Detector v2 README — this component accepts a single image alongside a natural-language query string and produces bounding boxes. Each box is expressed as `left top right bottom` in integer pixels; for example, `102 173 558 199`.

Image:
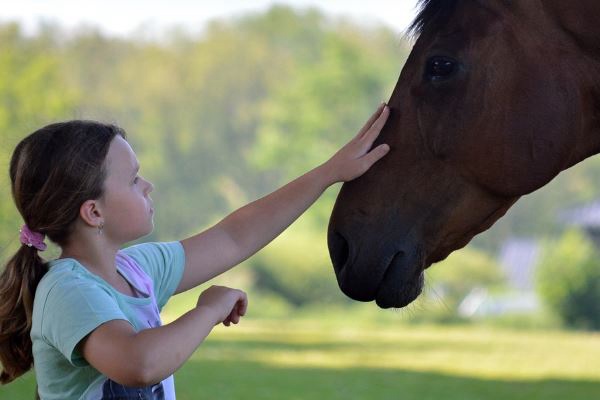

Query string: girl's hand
323 103 390 183
196 285 248 327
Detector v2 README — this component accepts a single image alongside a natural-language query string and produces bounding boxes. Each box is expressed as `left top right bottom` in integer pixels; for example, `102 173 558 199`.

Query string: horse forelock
408 0 514 38
408 0 459 37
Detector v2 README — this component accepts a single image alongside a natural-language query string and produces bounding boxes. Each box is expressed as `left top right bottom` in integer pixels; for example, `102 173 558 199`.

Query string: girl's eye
133 176 140 184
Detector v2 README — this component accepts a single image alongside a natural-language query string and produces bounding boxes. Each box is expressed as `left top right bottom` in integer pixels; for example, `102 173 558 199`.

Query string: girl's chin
139 222 154 238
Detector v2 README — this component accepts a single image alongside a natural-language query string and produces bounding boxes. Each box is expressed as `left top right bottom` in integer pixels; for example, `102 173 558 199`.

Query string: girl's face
100 136 155 243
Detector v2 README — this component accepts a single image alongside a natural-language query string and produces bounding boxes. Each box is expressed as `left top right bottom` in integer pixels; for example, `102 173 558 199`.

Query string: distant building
497 238 540 291
459 200 600 318
458 288 540 317
458 237 541 317
559 200 600 248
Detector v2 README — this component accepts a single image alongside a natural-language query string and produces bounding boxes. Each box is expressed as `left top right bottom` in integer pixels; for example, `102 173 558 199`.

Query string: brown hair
0 120 125 384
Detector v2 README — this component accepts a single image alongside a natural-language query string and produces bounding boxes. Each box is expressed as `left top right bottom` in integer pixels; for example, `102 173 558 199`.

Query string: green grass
3 317 600 399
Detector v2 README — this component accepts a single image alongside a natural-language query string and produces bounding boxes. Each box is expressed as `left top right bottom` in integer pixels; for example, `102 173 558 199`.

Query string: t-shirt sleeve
121 241 186 310
41 277 127 366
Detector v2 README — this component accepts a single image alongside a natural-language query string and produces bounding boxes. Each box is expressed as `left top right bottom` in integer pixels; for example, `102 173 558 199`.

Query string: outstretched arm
177 104 390 293
81 285 247 386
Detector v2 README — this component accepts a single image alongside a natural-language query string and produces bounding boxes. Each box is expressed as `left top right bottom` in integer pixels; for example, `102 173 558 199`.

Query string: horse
327 0 600 309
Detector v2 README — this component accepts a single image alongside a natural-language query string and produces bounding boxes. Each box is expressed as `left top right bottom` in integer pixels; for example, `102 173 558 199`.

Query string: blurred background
1 1 600 399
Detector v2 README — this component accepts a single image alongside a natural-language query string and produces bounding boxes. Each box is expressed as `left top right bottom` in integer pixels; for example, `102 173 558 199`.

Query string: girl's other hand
323 103 390 183
196 285 248 327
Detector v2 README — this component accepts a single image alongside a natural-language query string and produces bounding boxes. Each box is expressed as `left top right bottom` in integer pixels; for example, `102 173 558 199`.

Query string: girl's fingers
223 298 246 327
237 293 248 316
361 144 390 170
230 307 241 323
355 103 387 140
362 106 390 144
223 313 235 326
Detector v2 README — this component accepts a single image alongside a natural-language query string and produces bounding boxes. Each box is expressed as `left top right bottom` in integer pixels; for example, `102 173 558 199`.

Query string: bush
248 227 348 307
425 247 507 311
536 230 600 330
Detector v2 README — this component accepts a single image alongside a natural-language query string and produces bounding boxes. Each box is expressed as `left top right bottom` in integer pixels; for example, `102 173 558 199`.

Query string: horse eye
425 56 458 82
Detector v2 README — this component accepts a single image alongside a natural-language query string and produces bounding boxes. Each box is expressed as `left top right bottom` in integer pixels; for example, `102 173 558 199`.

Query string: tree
248 226 346 307
250 21 405 228
425 247 506 313
536 229 600 330
0 23 76 258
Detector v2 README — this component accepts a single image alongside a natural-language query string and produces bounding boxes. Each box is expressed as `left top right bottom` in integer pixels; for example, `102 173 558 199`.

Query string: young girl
0 104 389 399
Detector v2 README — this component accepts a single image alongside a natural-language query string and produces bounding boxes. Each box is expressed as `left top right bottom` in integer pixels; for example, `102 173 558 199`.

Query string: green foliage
425 247 506 312
248 226 347 307
473 158 600 253
250 22 405 226
0 23 77 256
536 230 600 330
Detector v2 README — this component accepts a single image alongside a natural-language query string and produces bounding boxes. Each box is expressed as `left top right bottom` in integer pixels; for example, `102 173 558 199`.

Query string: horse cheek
464 71 578 197
522 84 579 193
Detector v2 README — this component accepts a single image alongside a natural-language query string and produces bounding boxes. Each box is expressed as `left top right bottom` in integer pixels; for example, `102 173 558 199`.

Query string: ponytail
0 245 48 383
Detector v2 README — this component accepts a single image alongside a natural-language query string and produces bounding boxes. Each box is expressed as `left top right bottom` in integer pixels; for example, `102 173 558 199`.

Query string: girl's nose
142 177 154 194
147 180 154 194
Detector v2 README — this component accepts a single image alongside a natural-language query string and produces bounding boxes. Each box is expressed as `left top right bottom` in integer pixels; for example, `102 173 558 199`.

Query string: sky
0 0 421 38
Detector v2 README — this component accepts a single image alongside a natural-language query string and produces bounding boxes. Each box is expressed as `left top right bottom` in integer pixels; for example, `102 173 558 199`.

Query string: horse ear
547 0 600 53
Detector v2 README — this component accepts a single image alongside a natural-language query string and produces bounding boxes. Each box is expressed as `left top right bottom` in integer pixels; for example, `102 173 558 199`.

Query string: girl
0 104 390 399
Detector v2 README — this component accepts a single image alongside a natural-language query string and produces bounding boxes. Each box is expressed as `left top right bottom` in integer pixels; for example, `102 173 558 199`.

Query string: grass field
3 315 600 400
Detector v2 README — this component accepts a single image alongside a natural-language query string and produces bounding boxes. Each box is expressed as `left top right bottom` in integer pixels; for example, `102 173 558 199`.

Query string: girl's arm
177 104 390 293
80 285 247 386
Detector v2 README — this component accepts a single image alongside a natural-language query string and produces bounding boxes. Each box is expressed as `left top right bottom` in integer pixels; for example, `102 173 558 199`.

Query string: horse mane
408 0 459 37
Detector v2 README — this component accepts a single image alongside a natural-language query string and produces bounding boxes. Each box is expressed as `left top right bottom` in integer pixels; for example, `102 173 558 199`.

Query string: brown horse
328 0 600 309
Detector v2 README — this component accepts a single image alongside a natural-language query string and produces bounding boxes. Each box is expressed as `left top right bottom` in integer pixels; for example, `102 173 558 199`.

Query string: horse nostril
328 231 350 272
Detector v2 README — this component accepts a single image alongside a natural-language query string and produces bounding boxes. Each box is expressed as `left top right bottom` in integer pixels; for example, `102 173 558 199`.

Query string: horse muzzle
328 229 425 309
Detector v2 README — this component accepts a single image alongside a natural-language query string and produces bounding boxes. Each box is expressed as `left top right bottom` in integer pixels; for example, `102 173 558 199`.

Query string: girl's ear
80 199 104 228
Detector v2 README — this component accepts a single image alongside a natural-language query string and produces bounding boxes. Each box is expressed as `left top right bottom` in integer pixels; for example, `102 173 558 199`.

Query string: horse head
328 0 600 308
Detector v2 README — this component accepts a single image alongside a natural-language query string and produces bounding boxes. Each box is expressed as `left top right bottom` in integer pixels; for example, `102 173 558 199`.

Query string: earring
97 222 104 236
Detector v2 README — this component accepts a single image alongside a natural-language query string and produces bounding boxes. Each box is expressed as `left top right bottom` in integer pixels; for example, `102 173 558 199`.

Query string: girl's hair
0 120 125 384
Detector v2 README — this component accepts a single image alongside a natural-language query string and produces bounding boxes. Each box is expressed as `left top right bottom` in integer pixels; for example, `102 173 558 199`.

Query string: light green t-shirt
30 241 186 400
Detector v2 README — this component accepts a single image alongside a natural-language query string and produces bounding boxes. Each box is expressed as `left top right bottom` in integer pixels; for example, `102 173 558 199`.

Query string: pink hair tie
19 225 47 251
